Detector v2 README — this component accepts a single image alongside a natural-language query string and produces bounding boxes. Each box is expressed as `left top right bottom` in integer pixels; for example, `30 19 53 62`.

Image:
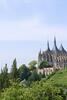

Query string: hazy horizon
0 39 67 70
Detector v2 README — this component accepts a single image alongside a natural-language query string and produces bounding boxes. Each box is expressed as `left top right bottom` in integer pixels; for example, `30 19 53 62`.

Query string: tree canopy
39 61 52 69
28 60 37 71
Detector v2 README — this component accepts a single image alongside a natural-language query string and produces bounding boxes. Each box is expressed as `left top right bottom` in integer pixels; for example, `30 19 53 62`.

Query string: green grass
46 69 67 87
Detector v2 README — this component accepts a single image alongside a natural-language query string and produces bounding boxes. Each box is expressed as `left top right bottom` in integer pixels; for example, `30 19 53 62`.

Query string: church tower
52 37 59 53
47 41 50 51
60 44 66 53
38 49 42 66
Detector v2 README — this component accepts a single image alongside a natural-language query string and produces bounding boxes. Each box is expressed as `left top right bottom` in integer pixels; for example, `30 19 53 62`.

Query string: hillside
0 69 67 100
46 69 67 87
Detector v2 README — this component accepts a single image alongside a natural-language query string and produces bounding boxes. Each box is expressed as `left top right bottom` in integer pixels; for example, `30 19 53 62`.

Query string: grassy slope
46 69 67 87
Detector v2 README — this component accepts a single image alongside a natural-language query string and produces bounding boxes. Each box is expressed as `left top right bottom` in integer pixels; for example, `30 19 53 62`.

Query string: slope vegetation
47 69 67 87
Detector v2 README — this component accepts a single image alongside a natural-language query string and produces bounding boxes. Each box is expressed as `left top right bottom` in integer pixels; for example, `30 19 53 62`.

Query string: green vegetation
18 64 31 81
28 60 37 71
38 61 52 69
0 59 67 100
0 64 10 89
0 83 64 100
46 69 67 87
11 58 18 80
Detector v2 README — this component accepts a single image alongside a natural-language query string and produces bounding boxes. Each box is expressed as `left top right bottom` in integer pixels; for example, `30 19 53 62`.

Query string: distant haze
0 40 67 71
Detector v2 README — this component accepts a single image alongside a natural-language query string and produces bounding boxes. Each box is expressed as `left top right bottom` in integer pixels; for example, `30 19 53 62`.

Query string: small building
37 67 54 76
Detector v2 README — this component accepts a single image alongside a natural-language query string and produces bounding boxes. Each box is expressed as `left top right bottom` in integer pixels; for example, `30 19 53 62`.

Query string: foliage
19 64 31 81
10 58 18 81
39 61 51 69
28 70 41 82
0 59 67 100
0 64 10 89
28 60 37 71
0 82 65 100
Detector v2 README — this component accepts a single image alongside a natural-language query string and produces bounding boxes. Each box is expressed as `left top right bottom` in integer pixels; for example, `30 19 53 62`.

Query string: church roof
59 44 67 53
47 41 50 51
52 37 60 53
40 37 67 55
45 41 52 54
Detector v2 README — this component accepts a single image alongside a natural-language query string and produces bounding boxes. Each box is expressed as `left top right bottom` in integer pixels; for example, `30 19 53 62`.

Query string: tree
38 61 49 69
18 64 31 81
28 70 41 82
0 64 9 89
11 58 18 81
28 60 37 71
18 64 26 74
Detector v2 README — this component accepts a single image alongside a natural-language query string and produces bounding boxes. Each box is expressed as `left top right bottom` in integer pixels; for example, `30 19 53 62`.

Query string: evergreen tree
11 58 18 81
18 64 31 81
0 64 9 89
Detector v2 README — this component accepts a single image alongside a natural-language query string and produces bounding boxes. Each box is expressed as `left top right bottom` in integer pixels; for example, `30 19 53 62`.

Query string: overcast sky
0 0 67 69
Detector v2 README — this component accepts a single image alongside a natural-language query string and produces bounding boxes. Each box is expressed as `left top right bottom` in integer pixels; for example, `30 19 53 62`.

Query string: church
38 37 67 69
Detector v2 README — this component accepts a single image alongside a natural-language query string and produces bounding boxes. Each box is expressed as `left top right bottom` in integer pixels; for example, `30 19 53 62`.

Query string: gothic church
38 37 67 69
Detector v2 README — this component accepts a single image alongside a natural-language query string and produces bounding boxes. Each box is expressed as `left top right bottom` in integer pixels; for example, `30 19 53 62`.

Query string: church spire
52 37 59 52
38 49 42 65
39 49 41 56
60 44 66 53
47 41 50 51
54 36 56 47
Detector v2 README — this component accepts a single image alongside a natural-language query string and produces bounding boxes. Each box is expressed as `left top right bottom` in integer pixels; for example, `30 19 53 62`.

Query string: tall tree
18 64 31 81
11 58 18 81
0 64 9 89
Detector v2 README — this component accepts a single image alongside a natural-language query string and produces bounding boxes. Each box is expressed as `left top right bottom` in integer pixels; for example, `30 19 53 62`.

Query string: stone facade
38 67 54 76
38 37 67 69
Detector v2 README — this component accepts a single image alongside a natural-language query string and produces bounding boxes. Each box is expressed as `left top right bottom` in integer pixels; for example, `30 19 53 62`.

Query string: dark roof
40 37 67 55
59 44 67 53
44 41 52 54
52 37 60 53
47 41 51 51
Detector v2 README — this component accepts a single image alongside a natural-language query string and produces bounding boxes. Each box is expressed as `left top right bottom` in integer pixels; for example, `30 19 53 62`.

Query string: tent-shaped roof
59 44 67 53
52 37 59 53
